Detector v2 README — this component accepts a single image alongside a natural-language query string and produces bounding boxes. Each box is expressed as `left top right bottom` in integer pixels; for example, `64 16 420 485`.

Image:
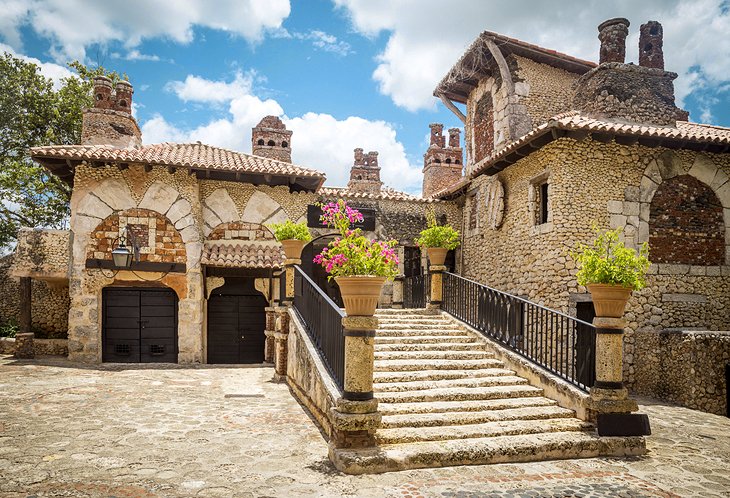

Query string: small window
257 139 264 145
539 182 549 224
267 140 275 146
282 141 288 148
445 158 451 164
119 100 127 108
529 171 551 227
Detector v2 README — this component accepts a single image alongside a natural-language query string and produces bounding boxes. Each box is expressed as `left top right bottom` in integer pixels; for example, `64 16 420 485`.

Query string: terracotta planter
427 247 448 266
335 276 386 316
587 283 632 318
280 239 306 260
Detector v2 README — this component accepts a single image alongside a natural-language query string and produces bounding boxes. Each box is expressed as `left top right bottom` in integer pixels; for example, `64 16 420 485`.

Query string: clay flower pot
280 239 306 260
426 247 448 266
587 283 632 318
335 276 386 316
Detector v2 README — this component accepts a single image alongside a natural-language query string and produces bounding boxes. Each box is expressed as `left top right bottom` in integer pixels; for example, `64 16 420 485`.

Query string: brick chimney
422 123 463 198
347 148 382 193
252 116 293 163
639 21 664 70
81 76 141 148
597 18 630 64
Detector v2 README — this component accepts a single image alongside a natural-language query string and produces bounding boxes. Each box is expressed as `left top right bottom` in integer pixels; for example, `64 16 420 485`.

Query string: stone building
431 19 730 415
5 75 456 365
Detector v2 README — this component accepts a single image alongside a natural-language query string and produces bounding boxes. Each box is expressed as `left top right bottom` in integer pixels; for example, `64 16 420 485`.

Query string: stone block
96 178 135 211
241 191 281 224
687 154 717 186
622 202 640 216
204 189 238 224
657 151 684 180
139 181 179 214
624 186 640 202
607 200 624 214
76 194 112 220
166 198 192 225
609 214 627 228
639 175 659 203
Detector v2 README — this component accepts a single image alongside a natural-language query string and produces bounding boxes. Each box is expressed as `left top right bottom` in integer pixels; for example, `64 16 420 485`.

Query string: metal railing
442 272 596 391
293 265 345 391
403 273 428 308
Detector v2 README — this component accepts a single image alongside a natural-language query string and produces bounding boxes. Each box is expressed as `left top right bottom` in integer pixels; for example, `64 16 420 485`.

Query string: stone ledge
661 293 708 303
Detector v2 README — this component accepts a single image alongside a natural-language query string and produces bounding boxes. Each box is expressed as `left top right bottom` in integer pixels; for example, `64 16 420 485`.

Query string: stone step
378 323 462 330
378 396 558 415
374 350 494 361
374 335 476 344
380 404 576 429
375 417 590 445
374 375 528 393
375 342 477 352
377 317 452 324
376 328 470 337
374 368 515 384
376 384 543 404
375 309 430 315
330 431 647 474
374 358 504 372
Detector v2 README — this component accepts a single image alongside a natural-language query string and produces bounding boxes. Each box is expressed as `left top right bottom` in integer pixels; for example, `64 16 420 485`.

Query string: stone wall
0 337 68 356
512 55 580 127
633 330 730 416
460 137 730 412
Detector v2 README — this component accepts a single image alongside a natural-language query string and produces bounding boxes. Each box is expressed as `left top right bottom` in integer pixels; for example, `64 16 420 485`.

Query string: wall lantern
111 235 139 269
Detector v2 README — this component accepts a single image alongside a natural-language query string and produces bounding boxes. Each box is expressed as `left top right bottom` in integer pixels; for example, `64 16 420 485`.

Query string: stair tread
375 343 478 351
374 368 515 383
375 375 528 392
379 396 558 415
380 405 576 428
374 358 504 371
376 417 590 444
378 384 543 403
375 335 476 344
375 351 494 360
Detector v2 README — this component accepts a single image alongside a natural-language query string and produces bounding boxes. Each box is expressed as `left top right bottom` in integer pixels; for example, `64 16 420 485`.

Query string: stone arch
202 188 239 236
206 221 276 242
241 191 287 225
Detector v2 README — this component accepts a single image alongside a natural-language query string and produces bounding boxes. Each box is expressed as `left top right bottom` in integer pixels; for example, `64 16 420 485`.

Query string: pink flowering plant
313 200 399 280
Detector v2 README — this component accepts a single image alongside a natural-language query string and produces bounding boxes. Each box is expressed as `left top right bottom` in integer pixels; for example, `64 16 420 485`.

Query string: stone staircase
331 309 645 474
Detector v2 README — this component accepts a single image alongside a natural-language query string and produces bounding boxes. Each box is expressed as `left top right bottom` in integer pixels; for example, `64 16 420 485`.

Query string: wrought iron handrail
403 273 428 309
293 265 345 391
442 272 596 391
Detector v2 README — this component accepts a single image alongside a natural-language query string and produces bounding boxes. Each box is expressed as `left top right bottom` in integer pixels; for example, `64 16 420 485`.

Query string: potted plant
313 200 399 316
571 227 650 318
415 212 460 266
269 219 312 259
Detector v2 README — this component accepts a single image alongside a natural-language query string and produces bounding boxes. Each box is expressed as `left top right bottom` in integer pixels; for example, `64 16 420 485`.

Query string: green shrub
571 227 650 291
0 319 18 338
416 212 460 250
268 220 312 242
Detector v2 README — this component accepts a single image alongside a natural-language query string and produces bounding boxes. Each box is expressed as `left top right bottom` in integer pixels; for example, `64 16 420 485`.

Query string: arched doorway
207 277 268 364
300 234 344 307
102 287 179 363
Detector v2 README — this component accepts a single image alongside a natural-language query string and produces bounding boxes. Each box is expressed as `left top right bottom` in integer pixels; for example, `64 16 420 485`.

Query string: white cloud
0 42 73 88
0 0 291 62
335 0 730 114
276 28 353 56
111 49 167 62
141 72 421 192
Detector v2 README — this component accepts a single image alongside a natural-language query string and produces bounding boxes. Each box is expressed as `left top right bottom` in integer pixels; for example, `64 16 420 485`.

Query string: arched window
282 141 288 148
267 140 275 146
257 139 264 146
649 175 725 265
445 158 451 164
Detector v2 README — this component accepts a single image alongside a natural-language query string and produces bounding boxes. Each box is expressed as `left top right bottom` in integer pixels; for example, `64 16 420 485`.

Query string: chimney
639 21 664 70
448 128 461 148
366 151 379 168
429 123 446 148
597 18 630 64
347 148 382 193
353 147 364 166
251 116 293 163
81 76 141 148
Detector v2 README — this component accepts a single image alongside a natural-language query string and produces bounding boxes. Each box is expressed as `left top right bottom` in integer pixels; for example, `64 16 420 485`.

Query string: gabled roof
30 142 326 192
467 111 730 179
435 31 596 104
201 241 284 269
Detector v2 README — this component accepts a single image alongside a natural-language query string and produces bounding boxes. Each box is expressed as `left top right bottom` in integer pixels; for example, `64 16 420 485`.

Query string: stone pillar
392 275 404 309
281 258 300 305
329 315 381 449
14 333 34 359
19 277 31 334
273 306 290 381
426 264 445 314
598 18 630 64
587 316 650 436
639 21 664 70
264 306 276 364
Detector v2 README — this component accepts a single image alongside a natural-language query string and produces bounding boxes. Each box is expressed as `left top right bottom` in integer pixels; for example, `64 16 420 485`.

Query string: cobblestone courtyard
0 357 728 498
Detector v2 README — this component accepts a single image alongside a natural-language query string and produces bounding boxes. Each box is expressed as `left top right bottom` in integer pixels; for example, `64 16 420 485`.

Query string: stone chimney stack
347 149 382 194
252 116 293 163
81 76 141 148
429 123 446 147
422 123 463 198
639 21 664 70
598 18 630 64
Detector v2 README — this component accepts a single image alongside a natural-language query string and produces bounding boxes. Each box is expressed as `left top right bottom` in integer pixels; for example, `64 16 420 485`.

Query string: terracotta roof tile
201 242 284 269
30 142 325 180
318 186 443 203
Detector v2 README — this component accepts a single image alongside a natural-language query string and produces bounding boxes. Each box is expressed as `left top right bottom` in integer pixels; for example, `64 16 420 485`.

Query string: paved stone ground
0 356 728 498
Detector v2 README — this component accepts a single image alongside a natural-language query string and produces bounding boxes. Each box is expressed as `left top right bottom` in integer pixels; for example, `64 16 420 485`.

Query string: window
257 139 264 145
539 182 549 225
529 171 551 227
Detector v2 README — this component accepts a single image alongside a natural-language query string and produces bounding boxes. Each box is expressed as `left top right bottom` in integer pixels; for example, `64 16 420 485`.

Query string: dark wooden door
207 278 267 364
103 288 178 363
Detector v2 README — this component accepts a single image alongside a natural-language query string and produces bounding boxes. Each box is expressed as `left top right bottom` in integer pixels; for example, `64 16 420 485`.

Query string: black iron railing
403 273 428 308
293 265 345 391
442 272 596 391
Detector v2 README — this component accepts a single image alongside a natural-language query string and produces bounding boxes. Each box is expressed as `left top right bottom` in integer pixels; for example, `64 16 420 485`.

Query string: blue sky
2 0 729 194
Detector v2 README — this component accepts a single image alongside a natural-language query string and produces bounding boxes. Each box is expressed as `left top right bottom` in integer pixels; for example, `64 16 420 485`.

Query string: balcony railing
403 273 428 309
441 272 596 392
293 265 345 391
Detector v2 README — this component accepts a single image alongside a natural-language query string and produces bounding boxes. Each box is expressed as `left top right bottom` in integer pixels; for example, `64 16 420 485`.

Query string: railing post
264 306 276 364
329 315 381 450
427 264 445 314
392 275 404 309
282 257 300 305
586 315 650 436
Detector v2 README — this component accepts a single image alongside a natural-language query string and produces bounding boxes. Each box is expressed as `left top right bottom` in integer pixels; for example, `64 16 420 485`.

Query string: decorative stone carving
483 179 505 229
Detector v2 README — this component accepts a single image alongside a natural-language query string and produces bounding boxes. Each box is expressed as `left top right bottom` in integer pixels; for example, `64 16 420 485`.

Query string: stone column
14 333 34 359
392 275 404 309
426 264 445 314
281 258 300 305
273 306 290 381
16 276 34 359
329 315 381 449
587 316 650 436
264 306 276 364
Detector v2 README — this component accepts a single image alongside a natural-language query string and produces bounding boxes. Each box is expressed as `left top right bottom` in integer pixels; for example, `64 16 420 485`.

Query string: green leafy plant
416 211 460 250
571 226 650 291
313 200 399 280
0 319 18 338
268 219 312 242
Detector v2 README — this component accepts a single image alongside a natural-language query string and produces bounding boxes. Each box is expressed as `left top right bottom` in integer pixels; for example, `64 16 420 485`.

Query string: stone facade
251 116 292 163
422 124 463 198
347 149 382 194
81 78 140 148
